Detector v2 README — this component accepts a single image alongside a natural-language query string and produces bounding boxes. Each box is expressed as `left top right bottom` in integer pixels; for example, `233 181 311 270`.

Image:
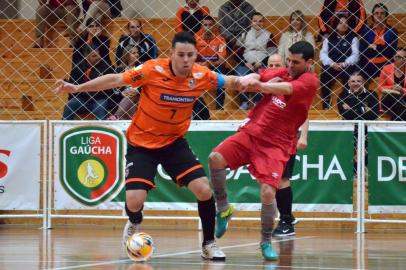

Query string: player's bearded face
286 53 310 79
171 43 198 76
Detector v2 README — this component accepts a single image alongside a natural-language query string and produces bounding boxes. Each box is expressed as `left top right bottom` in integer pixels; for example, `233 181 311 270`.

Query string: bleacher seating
1 14 405 120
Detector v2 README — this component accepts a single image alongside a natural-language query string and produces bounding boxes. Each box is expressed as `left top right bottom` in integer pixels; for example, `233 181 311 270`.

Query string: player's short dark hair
288 41 314 61
172 31 196 48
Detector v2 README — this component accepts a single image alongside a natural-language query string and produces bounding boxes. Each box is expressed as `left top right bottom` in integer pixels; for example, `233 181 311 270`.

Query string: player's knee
126 199 143 212
261 184 276 205
189 178 212 201
126 193 145 212
208 152 226 169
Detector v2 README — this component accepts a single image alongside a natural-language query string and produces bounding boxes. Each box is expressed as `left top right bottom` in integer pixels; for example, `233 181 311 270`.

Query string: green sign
115 130 354 210
368 131 406 211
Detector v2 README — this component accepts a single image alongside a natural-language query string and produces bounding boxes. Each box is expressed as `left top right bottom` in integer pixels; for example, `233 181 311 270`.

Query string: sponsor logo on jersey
192 72 203 79
155 65 164 73
161 94 195 103
272 96 286 109
60 126 123 206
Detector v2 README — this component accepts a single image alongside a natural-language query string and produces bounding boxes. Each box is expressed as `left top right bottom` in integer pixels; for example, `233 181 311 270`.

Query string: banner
367 123 406 213
53 121 354 212
0 122 42 210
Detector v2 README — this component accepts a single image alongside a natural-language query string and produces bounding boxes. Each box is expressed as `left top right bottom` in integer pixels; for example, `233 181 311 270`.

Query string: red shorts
213 131 289 189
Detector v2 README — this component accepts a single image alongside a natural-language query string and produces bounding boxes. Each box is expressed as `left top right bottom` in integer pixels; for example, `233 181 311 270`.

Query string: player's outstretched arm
53 73 127 95
222 74 260 92
248 79 293 95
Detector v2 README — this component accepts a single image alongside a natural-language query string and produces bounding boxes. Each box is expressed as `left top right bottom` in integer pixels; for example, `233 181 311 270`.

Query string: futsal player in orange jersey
53 31 245 261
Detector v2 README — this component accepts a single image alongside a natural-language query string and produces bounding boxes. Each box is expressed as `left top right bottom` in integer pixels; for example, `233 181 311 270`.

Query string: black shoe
290 215 299 225
272 220 295 237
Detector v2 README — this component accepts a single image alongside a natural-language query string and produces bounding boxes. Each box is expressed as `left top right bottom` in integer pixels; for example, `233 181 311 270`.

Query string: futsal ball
126 232 155 262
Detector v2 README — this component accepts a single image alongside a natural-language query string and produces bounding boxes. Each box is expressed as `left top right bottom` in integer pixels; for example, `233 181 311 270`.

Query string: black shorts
282 154 296 179
125 138 206 191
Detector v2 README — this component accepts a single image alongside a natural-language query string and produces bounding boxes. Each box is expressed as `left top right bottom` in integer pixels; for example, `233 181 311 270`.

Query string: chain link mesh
0 1 405 121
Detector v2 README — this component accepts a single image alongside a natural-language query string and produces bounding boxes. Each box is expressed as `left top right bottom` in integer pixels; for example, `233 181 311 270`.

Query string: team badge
60 126 123 206
188 79 196 89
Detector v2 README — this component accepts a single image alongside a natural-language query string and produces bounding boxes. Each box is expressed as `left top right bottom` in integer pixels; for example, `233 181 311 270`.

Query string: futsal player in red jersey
209 41 319 260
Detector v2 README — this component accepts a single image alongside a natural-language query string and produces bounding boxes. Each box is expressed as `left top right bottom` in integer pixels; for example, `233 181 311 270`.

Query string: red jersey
239 68 318 155
122 58 221 149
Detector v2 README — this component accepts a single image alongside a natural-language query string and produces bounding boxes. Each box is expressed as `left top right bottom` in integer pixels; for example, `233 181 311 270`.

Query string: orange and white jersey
122 58 224 149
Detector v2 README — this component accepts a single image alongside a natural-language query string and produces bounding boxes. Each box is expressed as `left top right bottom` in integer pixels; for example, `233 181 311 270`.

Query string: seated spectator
320 15 359 109
195 16 228 110
176 0 210 34
235 12 277 110
110 44 142 120
82 0 122 20
338 72 379 120
72 18 112 71
279 10 316 64
63 45 115 120
379 48 406 121
359 3 398 80
115 19 158 69
33 0 80 48
318 0 366 40
218 0 255 50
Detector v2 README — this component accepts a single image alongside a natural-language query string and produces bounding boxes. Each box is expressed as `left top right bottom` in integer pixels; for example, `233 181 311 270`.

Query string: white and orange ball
126 232 155 262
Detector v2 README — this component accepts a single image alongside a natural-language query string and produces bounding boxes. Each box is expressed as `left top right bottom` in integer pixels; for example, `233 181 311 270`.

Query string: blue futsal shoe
260 242 279 261
215 205 235 238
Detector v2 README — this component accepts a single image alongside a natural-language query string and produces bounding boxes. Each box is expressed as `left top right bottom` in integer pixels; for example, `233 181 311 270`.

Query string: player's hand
247 79 261 91
342 103 350 110
53 80 78 95
297 137 308 150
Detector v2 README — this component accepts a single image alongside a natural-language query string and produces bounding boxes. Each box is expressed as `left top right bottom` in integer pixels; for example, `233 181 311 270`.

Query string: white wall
19 0 406 19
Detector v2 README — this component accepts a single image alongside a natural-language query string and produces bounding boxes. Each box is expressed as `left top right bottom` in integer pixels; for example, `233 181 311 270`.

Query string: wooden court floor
0 225 405 270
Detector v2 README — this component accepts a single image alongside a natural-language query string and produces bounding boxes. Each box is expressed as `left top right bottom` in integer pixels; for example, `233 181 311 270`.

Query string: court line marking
49 236 316 270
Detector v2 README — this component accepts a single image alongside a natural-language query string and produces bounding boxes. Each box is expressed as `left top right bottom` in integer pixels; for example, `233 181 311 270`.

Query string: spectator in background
359 3 398 80
235 12 277 110
279 10 315 64
196 16 228 110
320 15 359 109
72 18 112 71
176 0 210 34
337 72 378 174
218 0 255 50
318 0 366 41
82 0 122 19
33 0 80 48
115 19 158 69
63 45 115 120
379 48 406 121
110 44 142 120
338 72 379 120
